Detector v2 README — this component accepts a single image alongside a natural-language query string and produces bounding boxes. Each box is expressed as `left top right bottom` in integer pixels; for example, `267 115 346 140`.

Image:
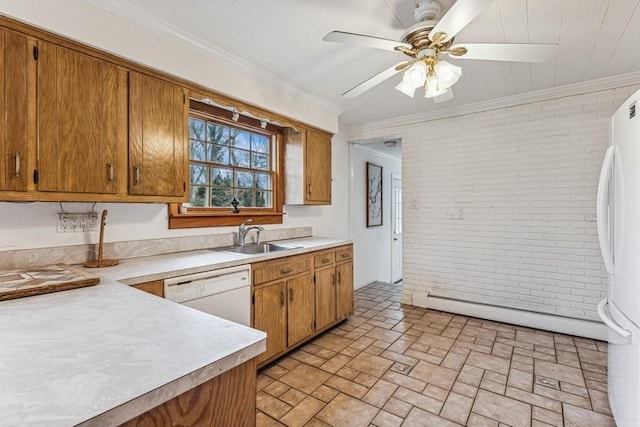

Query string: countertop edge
78 336 267 426
114 238 354 286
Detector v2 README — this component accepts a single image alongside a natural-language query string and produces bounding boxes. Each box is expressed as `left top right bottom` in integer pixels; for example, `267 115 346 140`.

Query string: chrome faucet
237 221 265 246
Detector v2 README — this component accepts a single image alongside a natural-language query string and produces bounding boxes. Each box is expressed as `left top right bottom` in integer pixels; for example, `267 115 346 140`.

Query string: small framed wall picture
366 162 383 227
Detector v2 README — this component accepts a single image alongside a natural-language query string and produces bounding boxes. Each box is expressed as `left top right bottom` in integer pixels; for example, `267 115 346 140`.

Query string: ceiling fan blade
323 31 412 52
430 0 494 41
343 62 406 98
448 43 557 62
395 60 416 71
433 88 455 104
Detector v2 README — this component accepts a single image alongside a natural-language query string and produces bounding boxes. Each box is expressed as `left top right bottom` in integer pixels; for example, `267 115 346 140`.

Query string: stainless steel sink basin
213 242 300 255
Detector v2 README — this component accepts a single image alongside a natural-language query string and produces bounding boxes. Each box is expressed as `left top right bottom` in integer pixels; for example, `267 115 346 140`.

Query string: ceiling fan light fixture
434 60 461 88
395 79 417 98
424 74 448 98
403 61 427 87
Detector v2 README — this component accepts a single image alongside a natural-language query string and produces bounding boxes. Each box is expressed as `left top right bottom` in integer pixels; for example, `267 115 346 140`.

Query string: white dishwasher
164 264 251 326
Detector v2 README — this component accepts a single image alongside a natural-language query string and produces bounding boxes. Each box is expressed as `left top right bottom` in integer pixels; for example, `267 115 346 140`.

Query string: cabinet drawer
254 257 311 285
335 246 352 262
314 252 335 268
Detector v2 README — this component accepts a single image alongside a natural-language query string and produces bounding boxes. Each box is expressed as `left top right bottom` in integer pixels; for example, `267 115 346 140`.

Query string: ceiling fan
323 0 557 102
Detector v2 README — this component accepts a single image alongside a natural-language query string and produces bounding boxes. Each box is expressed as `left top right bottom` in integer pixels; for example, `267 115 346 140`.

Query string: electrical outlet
57 213 99 233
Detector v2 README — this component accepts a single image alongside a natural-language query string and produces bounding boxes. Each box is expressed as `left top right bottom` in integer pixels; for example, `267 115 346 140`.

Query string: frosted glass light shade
395 80 416 97
403 61 427 87
424 75 448 98
434 60 461 88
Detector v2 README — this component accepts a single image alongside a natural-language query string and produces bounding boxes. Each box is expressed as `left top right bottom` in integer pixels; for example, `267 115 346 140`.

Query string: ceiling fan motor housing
414 0 442 22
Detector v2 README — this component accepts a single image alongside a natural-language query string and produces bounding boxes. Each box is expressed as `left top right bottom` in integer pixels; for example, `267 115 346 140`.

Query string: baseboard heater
421 293 607 341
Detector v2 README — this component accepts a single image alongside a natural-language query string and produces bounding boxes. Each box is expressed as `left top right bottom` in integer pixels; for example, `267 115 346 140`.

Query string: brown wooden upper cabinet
284 127 332 205
129 72 187 198
0 29 35 192
37 41 127 194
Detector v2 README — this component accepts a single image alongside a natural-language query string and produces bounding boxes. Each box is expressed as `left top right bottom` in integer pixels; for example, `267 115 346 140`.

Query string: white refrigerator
597 89 640 427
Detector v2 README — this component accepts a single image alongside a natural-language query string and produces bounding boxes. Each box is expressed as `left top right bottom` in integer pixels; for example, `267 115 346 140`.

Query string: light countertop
0 236 351 426
90 236 352 286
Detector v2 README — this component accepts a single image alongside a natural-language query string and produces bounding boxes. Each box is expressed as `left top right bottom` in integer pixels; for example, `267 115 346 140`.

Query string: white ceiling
114 0 640 126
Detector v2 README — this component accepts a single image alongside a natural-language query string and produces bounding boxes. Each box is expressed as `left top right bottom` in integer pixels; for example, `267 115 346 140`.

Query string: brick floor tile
325 375 369 399
467 412 499 427
403 407 463 426
264 380 291 398
563 403 616 427
257 391 293 419
256 282 612 427
371 409 403 427
346 352 394 378
315 393 378 427
409 360 458 389
394 386 443 414
440 391 474 424
279 396 325 427
472 389 532 427
280 388 308 406
362 378 398 407
311 384 338 403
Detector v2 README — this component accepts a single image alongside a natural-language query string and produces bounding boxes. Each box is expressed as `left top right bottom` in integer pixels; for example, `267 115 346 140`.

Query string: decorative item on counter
0 264 99 301
231 198 240 213
84 210 119 268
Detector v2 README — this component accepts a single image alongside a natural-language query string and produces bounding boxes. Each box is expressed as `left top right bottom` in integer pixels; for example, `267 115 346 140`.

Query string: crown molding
352 142 402 163
345 71 640 139
83 0 342 116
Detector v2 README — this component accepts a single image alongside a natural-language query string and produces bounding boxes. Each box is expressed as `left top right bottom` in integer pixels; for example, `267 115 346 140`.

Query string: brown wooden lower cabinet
254 281 286 365
120 358 256 427
336 260 353 319
131 280 164 298
252 244 354 368
286 272 315 346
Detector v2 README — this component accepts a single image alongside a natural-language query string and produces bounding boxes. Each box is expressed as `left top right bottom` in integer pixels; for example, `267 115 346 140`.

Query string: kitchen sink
213 242 300 255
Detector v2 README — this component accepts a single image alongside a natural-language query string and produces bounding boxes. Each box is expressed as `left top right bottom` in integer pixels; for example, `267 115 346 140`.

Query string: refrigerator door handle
597 146 615 274
597 298 631 340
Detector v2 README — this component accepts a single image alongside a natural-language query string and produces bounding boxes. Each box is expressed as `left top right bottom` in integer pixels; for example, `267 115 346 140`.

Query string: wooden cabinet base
121 358 256 427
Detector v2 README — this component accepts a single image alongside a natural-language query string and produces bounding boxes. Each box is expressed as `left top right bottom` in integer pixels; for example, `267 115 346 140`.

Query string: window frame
169 100 284 229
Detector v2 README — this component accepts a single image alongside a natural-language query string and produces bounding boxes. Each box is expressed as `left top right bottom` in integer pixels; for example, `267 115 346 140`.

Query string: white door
391 175 402 283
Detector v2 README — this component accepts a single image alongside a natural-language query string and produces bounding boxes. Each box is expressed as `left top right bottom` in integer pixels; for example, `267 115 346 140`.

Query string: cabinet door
254 282 286 365
336 261 353 320
315 266 336 331
129 72 187 197
1 29 34 192
287 273 314 347
305 129 331 204
37 41 125 193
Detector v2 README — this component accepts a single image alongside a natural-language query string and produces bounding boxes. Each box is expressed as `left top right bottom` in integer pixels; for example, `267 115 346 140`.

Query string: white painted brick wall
401 85 640 321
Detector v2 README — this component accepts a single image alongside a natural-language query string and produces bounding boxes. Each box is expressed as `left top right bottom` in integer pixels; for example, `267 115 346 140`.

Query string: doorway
391 174 403 284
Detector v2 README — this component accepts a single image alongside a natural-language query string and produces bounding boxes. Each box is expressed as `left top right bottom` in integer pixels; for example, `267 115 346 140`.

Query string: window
169 100 284 229
188 116 274 208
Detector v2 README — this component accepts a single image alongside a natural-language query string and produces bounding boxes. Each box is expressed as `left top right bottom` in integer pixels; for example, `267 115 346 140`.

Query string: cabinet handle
307 183 311 195
107 163 114 182
280 268 292 275
332 274 335 286
341 253 349 259
133 165 140 184
14 153 20 178
289 288 293 302
322 258 330 264
280 290 284 306
337 272 341 284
